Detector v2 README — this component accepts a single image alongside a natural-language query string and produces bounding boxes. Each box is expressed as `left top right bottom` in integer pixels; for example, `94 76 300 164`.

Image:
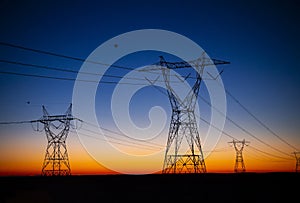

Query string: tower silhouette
33 104 79 176
229 139 249 173
141 54 229 173
160 56 206 173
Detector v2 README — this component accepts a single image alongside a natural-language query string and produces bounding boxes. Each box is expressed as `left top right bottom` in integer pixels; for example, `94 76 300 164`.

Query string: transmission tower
142 54 229 173
32 104 80 176
229 139 249 173
293 152 300 172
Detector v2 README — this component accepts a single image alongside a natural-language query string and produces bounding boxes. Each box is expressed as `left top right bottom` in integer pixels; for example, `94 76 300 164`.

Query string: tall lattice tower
34 104 79 176
142 54 229 173
293 152 300 172
229 139 249 173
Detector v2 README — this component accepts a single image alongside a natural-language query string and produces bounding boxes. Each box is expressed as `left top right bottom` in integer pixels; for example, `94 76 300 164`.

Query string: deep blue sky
0 0 299 173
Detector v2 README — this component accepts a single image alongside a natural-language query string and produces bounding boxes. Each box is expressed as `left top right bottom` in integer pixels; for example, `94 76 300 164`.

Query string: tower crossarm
139 55 229 72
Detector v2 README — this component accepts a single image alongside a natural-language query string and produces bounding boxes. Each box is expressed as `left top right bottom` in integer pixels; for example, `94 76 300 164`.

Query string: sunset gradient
0 0 299 175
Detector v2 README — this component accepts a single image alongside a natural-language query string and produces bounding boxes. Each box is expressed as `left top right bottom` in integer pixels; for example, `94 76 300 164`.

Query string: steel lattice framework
161 56 206 173
229 139 249 173
142 54 229 173
33 104 79 176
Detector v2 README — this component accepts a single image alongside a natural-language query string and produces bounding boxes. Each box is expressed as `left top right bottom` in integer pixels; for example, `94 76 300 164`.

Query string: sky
0 0 299 175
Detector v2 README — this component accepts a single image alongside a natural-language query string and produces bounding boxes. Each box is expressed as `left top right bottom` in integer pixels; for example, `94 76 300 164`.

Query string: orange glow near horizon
1 150 295 176
0 131 297 176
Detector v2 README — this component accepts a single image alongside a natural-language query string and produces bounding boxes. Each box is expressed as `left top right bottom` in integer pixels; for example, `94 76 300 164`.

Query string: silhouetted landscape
0 173 298 203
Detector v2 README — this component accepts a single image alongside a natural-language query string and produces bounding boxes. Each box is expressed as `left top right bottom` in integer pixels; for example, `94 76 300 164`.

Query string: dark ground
0 173 298 203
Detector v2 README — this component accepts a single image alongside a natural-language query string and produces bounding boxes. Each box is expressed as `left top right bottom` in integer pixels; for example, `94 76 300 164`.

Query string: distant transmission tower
142 54 229 173
293 152 300 172
33 104 80 176
229 139 249 173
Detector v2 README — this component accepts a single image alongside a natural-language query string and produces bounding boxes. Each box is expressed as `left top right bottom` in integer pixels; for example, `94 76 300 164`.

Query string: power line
0 118 165 150
0 42 134 71
0 118 234 154
203 146 231 153
198 115 293 160
1 117 291 160
205 69 298 151
0 120 35 125
244 148 290 162
80 126 163 150
76 131 159 151
0 70 147 85
0 42 218 81
143 58 297 158
248 146 293 160
0 59 107 76
0 42 225 73
198 116 236 141
224 89 299 151
145 77 294 159
79 130 231 153
1 41 296 161
83 121 165 148
198 95 294 158
0 110 293 161
142 65 295 160
0 58 206 84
